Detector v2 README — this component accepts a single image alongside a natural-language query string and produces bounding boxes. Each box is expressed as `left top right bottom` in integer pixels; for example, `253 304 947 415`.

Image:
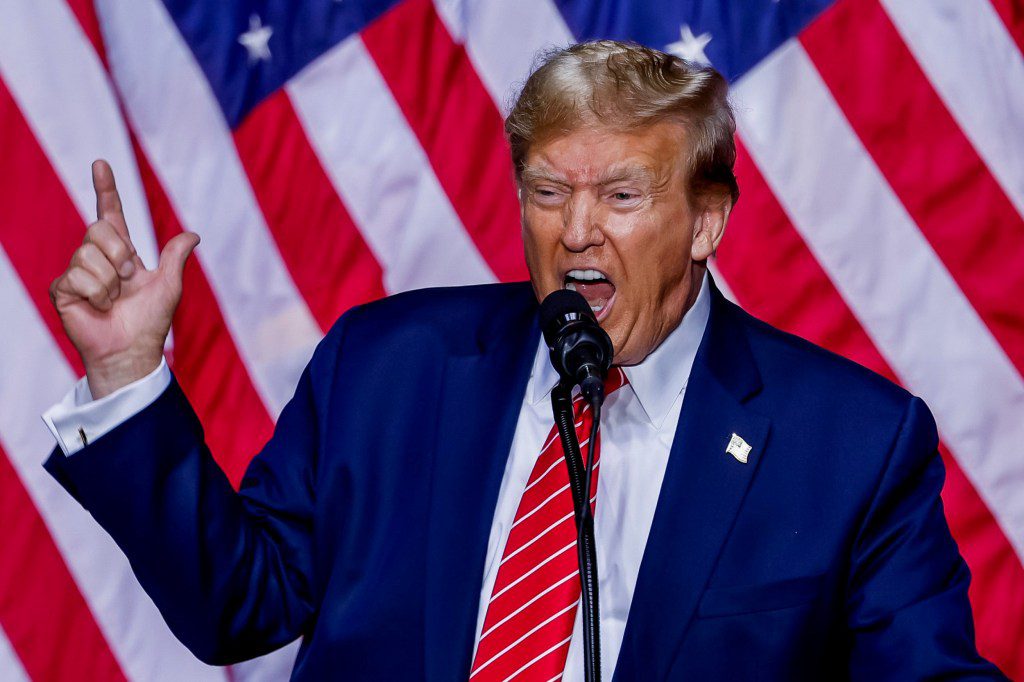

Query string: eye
607 189 642 206
530 186 565 206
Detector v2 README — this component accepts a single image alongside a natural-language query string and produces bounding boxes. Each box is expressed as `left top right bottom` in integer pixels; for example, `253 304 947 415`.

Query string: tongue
575 280 615 305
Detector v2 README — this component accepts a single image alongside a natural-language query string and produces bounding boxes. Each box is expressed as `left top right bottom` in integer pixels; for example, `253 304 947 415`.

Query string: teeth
566 269 607 281
590 305 603 312
565 282 577 292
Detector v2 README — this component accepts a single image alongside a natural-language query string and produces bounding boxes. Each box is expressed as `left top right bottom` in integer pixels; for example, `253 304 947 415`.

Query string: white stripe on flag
734 40 1024 562
433 0 574 115
0 626 29 682
0 246 225 682
706 259 738 303
0 0 160 269
287 35 496 292
880 0 1024 219
93 0 323 418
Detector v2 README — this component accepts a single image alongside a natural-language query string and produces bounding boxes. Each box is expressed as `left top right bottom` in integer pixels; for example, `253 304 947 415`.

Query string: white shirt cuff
41 358 172 456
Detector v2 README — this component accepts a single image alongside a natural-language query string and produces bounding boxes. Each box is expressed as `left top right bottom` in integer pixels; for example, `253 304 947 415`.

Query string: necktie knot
604 366 628 395
572 366 628 416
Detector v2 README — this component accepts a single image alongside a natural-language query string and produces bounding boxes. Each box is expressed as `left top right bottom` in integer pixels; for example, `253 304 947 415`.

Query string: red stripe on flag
234 89 386 330
721 141 1024 678
718 144 896 383
802 0 1024 379
0 77 86 376
941 444 1024 680
361 0 529 283
988 0 1024 56
0 446 127 681
131 142 275 488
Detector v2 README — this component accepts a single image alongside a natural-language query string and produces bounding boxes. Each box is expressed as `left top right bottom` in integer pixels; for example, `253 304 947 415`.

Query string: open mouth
563 269 616 320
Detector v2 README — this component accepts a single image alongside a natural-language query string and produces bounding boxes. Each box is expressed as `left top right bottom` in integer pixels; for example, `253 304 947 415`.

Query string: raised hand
49 160 199 398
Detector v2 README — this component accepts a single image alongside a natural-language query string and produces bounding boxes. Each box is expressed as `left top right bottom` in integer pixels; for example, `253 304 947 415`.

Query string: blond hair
505 40 739 203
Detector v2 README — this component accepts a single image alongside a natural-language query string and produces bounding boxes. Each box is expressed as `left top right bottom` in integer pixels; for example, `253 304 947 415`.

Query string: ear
690 193 731 261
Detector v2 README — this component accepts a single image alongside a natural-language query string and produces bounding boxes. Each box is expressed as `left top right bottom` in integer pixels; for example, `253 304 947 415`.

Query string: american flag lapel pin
726 433 752 464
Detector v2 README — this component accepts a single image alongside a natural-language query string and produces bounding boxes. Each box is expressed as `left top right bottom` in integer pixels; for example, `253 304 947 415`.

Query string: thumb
157 232 200 286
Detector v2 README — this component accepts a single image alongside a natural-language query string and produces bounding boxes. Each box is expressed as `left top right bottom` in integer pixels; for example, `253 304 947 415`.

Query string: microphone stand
551 382 602 682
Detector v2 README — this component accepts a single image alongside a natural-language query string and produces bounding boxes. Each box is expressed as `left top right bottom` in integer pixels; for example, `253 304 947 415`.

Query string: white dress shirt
472 276 709 679
42 275 710 679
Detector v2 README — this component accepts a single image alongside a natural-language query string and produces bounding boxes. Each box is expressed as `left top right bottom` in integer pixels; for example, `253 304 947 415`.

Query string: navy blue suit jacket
45 280 1004 680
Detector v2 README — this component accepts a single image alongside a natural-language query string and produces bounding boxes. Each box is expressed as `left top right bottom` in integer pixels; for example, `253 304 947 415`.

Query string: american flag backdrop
0 0 1021 679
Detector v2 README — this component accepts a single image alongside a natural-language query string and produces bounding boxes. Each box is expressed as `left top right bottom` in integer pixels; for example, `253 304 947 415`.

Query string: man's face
520 121 728 365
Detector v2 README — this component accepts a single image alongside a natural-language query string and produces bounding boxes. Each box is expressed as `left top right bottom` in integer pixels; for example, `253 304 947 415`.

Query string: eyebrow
520 164 657 187
594 165 657 186
520 166 569 186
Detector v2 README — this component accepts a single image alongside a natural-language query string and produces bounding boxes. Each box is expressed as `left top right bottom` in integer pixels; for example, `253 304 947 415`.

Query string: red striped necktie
470 367 629 682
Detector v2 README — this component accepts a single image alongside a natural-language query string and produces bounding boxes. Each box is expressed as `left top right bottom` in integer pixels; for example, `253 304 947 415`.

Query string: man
44 41 1003 679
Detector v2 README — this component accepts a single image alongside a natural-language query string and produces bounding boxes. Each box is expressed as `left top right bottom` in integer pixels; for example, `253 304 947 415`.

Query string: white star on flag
666 24 712 66
239 14 273 63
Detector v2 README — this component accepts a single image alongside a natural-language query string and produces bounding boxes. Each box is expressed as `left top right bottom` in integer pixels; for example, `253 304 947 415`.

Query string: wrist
85 351 163 399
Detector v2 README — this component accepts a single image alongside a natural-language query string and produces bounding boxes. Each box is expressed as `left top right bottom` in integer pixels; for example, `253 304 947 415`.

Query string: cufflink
726 433 751 464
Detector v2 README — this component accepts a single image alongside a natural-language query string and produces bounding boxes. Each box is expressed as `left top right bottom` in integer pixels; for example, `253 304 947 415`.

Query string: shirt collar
527 272 711 428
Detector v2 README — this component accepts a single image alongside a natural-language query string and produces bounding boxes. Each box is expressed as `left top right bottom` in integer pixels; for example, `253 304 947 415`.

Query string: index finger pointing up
92 159 129 238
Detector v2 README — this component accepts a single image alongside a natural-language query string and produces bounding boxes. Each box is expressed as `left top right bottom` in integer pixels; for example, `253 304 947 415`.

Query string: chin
602 324 629 365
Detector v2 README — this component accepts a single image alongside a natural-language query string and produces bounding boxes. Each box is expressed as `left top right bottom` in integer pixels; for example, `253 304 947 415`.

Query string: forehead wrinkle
521 161 661 189
595 163 659 186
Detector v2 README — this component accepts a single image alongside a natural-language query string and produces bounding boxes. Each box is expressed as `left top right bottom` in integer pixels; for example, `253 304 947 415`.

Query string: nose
561 191 605 253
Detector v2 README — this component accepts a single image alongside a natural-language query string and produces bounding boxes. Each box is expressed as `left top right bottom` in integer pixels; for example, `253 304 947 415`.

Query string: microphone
539 289 614 406
540 289 613 682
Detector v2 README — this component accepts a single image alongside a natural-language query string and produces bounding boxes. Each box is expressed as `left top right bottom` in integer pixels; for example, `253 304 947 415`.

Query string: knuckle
84 219 107 241
86 239 116 268
78 275 98 298
87 286 106 304
95 228 131 262
108 239 130 263
74 243 99 270
69 268 96 296
69 247 87 268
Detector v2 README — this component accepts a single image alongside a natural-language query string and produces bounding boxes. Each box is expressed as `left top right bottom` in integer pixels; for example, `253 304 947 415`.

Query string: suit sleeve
846 396 1007 679
43 310 353 666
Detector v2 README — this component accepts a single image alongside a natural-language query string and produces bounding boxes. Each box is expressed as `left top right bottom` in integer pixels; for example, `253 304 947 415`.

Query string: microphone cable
579 396 602 682
551 383 603 682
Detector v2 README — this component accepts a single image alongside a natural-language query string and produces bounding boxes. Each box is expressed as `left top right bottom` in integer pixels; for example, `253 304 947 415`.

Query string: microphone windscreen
539 289 594 333
539 288 613 391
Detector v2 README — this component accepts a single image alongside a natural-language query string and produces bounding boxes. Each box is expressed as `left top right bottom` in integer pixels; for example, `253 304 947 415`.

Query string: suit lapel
615 284 771 680
424 294 540 682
